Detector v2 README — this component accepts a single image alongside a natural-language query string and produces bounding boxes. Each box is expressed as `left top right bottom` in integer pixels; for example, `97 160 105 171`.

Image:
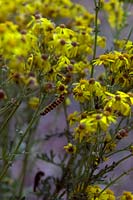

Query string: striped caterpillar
40 93 65 116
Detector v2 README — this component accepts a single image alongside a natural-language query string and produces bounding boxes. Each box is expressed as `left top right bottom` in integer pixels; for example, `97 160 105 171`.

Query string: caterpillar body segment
40 93 65 116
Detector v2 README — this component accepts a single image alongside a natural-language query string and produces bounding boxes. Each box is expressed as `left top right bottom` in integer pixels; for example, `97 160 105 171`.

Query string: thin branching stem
99 167 133 195
90 0 101 78
0 94 45 182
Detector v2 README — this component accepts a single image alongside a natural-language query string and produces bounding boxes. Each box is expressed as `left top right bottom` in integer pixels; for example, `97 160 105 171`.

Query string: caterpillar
40 93 65 116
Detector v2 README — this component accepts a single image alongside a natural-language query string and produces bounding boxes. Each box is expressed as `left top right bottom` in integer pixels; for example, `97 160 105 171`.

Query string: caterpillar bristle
40 94 65 116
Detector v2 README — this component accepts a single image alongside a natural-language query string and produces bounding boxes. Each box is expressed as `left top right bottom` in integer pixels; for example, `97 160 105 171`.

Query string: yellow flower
104 91 132 116
77 28 93 55
103 0 125 30
93 53 116 66
25 76 38 89
75 118 96 142
28 16 55 36
73 79 90 103
73 78 104 103
68 111 80 126
28 97 39 110
65 41 79 58
113 39 126 50
120 191 133 200
104 133 116 153
56 55 70 71
86 185 101 199
56 81 68 94
74 12 95 29
94 51 131 75
74 110 116 142
64 143 76 153
81 112 116 132
73 61 91 75
97 36 106 48
48 25 77 57
54 25 75 40
86 185 116 200
129 146 133 154
125 40 133 54
101 189 115 200
92 113 116 131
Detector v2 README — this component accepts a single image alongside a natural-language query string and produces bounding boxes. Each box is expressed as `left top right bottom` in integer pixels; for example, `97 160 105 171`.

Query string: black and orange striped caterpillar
40 93 65 116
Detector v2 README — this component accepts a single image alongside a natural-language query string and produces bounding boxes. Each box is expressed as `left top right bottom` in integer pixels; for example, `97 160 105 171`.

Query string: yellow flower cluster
120 191 133 200
64 143 76 153
72 185 133 200
0 0 107 114
74 112 116 142
102 0 126 30
0 0 106 84
94 50 133 89
73 78 104 103
86 185 115 200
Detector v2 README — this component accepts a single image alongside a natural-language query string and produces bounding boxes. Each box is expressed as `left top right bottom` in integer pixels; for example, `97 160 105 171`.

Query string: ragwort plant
0 0 133 199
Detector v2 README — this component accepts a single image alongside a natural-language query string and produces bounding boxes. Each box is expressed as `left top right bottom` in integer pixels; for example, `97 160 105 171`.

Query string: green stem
94 153 132 181
18 93 46 197
2 126 9 167
0 95 45 182
115 117 124 133
0 101 16 115
90 0 100 78
0 100 21 136
18 107 42 197
122 26 133 52
18 133 32 197
52 155 74 199
0 99 21 168
99 167 133 195
63 101 70 140
106 145 131 157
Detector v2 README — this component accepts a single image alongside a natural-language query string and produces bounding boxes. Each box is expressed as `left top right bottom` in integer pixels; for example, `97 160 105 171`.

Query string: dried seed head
71 41 77 47
28 72 35 77
0 89 5 100
41 54 48 60
105 106 112 113
79 124 85 130
116 129 128 139
64 73 72 84
96 114 101 120
20 29 27 35
44 82 53 92
115 95 121 101
89 78 95 84
34 13 42 19
58 84 65 92
59 24 66 28
60 39 66 45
